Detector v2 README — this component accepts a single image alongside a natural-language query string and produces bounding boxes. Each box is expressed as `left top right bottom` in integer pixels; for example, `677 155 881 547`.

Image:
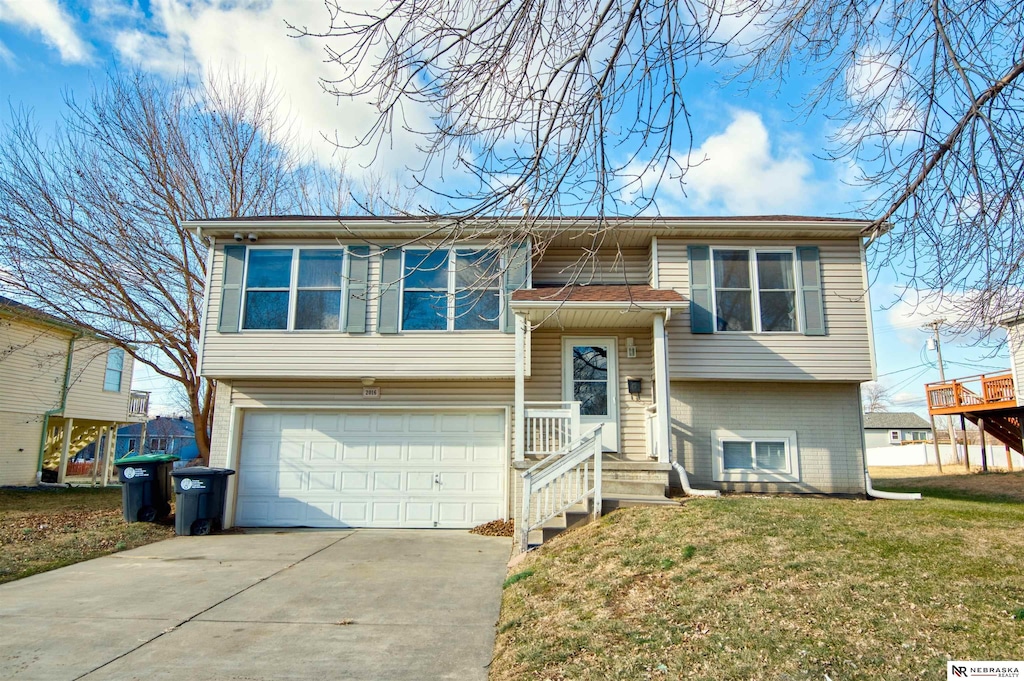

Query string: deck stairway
926 372 1023 457
519 425 678 551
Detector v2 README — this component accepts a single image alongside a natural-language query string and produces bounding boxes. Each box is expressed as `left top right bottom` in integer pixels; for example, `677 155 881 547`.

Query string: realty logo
948 662 1023 679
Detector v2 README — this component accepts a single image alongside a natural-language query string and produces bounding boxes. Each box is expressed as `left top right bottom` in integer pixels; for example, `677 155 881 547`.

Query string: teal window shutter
797 246 826 336
688 245 713 334
218 245 246 333
502 239 530 333
345 246 369 333
378 248 402 334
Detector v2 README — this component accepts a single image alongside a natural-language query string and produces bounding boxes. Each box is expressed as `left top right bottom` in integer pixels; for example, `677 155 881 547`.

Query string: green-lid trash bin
114 453 178 523
170 467 235 536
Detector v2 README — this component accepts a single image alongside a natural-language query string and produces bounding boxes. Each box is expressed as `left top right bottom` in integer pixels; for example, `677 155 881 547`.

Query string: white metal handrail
519 424 603 552
524 401 581 456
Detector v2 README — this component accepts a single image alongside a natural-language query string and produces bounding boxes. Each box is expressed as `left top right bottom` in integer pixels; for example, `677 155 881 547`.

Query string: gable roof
863 412 932 430
0 295 87 335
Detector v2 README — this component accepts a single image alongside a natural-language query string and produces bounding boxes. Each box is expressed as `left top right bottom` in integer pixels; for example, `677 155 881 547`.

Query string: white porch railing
128 391 150 418
519 425 603 553
644 403 659 459
524 401 581 456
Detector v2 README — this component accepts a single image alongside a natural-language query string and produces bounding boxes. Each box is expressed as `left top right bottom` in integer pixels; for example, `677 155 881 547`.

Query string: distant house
0 296 149 485
863 412 932 448
78 415 199 465
115 416 199 464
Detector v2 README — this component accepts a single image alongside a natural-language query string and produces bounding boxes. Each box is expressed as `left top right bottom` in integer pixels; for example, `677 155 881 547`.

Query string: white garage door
235 410 506 528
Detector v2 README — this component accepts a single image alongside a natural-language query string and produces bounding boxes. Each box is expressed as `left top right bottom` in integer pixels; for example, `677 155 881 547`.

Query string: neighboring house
1001 312 1024 406
863 412 932 448
191 215 878 530
79 415 198 464
0 296 149 486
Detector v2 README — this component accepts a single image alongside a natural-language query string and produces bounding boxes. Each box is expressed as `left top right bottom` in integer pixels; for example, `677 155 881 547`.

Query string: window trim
889 429 902 443
712 429 800 482
103 347 125 393
239 245 348 332
709 246 801 334
398 247 504 332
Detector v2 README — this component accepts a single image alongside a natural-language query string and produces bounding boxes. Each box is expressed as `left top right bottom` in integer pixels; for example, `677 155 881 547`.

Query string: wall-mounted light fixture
626 376 642 399
361 377 376 386
626 337 637 358
233 232 244 242
247 233 258 243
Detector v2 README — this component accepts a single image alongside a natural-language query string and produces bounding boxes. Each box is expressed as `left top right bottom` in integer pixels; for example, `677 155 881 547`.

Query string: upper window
712 429 799 482
242 248 345 330
712 248 797 333
401 249 501 331
889 430 902 443
103 348 124 392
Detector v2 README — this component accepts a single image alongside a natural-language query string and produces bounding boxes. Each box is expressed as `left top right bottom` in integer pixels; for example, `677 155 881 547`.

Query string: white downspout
864 469 921 500
671 461 721 498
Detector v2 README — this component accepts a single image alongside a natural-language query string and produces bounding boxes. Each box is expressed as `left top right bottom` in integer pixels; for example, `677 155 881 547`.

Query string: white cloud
108 0 431 179
670 109 815 214
0 0 91 63
0 38 13 66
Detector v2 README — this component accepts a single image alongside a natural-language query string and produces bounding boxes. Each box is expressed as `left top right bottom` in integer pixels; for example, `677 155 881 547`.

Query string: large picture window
402 248 501 331
242 248 345 330
712 429 800 482
712 248 797 332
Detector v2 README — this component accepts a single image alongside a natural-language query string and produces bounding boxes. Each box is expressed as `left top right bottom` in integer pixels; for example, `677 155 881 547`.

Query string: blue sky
0 0 1010 417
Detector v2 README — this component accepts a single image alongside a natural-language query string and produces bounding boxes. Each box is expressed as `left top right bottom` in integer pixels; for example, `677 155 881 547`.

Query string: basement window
712 429 800 483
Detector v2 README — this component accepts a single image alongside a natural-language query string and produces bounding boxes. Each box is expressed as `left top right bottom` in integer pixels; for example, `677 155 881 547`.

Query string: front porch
508 285 686 550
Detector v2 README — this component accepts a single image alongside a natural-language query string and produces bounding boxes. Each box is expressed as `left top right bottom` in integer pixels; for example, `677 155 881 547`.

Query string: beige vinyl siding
63 339 133 422
525 330 654 459
532 247 649 285
201 243 515 379
0 319 70 415
671 381 866 494
658 239 873 381
0 411 45 486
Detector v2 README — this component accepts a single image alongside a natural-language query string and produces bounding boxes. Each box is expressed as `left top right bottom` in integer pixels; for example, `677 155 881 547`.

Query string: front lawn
0 487 175 584
492 494 1024 680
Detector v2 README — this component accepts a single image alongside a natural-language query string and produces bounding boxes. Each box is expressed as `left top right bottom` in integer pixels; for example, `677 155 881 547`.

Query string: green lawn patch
0 487 175 584
491 496 1024 680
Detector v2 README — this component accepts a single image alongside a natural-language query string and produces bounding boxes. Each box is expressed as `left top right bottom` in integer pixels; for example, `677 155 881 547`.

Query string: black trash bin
114 454 178 522
171 467 235 536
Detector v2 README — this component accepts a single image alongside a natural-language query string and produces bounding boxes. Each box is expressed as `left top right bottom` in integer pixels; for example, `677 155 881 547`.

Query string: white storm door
562 337 619 451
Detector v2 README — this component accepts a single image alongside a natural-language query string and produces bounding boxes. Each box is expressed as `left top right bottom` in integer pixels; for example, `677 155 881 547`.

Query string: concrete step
602 494 682 513
599 479 668 497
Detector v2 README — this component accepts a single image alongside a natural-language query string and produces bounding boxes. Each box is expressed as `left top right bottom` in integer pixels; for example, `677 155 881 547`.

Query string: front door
562 337 619 451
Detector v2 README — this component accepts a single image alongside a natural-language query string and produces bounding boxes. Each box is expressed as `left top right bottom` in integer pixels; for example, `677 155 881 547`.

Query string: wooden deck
926 372 1017 416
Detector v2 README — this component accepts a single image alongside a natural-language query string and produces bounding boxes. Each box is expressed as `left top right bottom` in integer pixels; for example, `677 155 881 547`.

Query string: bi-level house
192 216 876 531
0 296 149 486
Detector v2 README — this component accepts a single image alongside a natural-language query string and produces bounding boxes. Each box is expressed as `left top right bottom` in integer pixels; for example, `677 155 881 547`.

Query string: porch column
514 312 526 461
56 418 74 484
102 423 118 487
91 426 106 486
653 313 672 464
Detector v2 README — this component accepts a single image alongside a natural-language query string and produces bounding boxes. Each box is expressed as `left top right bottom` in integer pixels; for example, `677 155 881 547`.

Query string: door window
571 345 609 416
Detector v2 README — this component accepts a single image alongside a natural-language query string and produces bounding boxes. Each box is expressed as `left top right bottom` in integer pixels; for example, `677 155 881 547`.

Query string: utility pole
926 319 958 472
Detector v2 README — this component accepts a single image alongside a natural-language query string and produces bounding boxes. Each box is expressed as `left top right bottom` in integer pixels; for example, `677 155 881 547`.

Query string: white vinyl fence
867 442 1024 469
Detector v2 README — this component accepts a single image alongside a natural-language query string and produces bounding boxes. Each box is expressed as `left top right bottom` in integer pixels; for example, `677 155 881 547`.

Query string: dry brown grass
872 468 1024 503
491 496 1024 680
0 487 175 584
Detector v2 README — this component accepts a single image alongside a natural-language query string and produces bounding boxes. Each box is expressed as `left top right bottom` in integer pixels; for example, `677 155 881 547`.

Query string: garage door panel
375 443 403 460
237 409 506 529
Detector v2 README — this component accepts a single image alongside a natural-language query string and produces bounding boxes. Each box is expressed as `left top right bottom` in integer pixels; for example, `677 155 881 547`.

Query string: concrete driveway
0 530 511 681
